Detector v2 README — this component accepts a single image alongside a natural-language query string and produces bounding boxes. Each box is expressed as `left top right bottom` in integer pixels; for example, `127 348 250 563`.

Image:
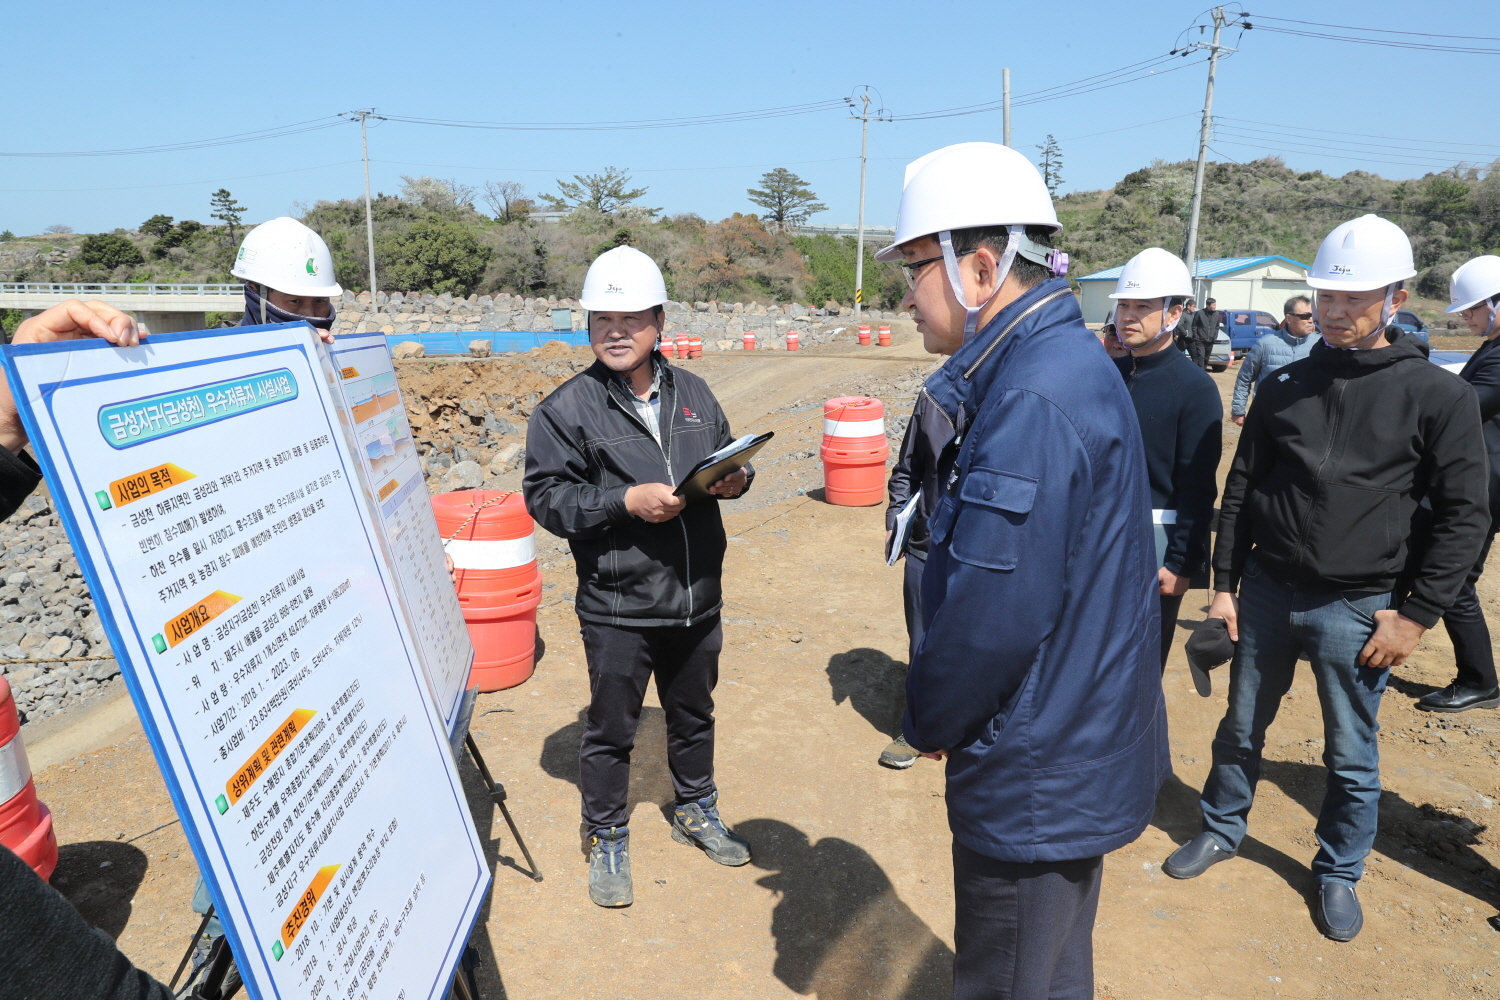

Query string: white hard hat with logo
1447 255 1500 313
876 142 1068 340
1109 248 1194 352
1305 214 1415 292
1109 247 1194 300
579 246 669 313
231 217 342 298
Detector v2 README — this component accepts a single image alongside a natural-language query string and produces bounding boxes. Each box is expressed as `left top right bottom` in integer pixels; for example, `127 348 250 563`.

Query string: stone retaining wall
332 290 907 349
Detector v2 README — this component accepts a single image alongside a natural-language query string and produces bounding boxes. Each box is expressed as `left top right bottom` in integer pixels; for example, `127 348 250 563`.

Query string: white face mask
939 227 1021 342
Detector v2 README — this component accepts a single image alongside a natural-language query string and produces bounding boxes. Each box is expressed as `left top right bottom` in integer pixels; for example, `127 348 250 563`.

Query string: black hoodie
1213 331 1488 628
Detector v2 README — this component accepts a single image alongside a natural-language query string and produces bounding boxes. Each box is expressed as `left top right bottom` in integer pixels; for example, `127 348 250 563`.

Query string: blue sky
2 0 1494 236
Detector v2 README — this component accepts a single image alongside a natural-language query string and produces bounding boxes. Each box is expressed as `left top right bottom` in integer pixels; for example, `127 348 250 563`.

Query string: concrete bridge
0 283 243 334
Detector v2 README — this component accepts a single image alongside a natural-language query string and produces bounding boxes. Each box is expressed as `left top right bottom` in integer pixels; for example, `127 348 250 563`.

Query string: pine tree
210 189 246 241
1036 136 1065 197
747 168 828 231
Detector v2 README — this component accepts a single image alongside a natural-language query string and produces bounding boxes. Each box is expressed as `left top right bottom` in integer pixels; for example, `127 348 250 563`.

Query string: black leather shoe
1315 881 1363 941
1417 684 1500 714
1163 832 1237 879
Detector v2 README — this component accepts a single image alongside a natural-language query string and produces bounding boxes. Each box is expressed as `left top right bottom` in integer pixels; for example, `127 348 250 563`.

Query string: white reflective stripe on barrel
824 417 886 438
444 535 536 570
1152 509 1178 524
0 736 32 805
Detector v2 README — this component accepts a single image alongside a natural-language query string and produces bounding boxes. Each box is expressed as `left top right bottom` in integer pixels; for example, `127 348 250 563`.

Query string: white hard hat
1446 255 1500 313
231 217 342 298
579 246 669 313
1306 214 1415 292
874 142 1060 263
1109 247 1194 300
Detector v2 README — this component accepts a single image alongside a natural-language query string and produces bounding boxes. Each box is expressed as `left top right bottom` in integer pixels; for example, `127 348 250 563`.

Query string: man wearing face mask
887 143 1167 999
1110 248 1222 673
231 217 342 338
1165 215 1488 942
524 246 753 910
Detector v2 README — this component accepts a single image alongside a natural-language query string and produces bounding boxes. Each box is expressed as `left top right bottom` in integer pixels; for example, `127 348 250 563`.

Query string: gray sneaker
671 791 751 866
879 735 919 769
588 827 632 907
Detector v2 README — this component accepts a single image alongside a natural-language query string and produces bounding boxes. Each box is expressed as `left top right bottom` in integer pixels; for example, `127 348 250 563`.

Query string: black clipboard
674 431 774 500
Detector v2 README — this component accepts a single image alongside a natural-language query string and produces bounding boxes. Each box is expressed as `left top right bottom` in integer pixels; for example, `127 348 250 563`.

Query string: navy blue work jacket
902 279 1171 864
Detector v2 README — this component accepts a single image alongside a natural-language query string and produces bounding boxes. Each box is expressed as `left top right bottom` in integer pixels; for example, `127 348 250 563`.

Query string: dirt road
27 327 1500 999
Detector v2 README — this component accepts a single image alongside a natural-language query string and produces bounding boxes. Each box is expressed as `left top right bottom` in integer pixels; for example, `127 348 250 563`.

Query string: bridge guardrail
0 283 242 296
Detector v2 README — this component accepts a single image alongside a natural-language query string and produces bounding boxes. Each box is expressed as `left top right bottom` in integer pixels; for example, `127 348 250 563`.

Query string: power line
1243 14 1500 42
0 117 349 158
379 100 849 132
1217 117 1500 156
1212 136 1471 172
1243 19 1500 55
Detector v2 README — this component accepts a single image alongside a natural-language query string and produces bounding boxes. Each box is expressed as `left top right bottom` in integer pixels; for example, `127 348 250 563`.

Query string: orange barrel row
432 491 542 692
821 396 889 506
0 675 56 880
660 337 676 358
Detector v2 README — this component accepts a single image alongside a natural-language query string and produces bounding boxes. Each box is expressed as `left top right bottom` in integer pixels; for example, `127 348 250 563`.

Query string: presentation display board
2 324 489 1000
322 331 472 734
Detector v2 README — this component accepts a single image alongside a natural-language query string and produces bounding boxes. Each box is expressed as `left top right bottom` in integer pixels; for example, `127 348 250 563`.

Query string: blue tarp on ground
383 330 589 355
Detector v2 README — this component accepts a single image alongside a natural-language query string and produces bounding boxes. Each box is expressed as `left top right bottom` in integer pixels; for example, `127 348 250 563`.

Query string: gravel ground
0 493 119 724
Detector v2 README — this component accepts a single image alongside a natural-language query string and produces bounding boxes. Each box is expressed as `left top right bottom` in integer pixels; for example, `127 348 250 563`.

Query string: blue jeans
1199 559 1391 884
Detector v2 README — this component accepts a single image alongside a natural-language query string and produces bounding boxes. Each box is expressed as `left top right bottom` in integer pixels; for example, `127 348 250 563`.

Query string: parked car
1390 309 1429 341
1209 325 1232 372
1180 325 1233 373
1223 310 1281 357
1429 350 1470 374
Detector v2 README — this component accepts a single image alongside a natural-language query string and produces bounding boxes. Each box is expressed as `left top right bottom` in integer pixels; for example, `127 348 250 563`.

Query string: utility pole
847 88 891 319
1179 8 1238 282
1003 68 1011 147
342 109 385 296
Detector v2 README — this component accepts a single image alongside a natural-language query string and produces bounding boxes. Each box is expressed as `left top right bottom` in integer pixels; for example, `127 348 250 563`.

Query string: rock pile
0 496 119 724
333 290 905 349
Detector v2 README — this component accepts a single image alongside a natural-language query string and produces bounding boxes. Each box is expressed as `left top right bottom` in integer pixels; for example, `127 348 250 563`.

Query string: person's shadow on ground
50 840 149 940
539 706 676 855
826 648 909 740
738 818 952 1000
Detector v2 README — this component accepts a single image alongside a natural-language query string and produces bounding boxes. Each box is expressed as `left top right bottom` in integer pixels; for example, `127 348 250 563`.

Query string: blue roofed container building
1075 255 1313 325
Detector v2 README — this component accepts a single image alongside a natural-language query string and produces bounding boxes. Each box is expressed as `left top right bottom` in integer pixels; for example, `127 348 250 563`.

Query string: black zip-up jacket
1213 332 1489 628
1457 336 1500 524
523 356 751 627
885 388 950 559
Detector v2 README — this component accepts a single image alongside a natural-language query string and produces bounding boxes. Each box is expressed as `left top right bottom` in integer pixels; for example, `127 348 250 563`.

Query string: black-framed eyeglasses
899 249 975 289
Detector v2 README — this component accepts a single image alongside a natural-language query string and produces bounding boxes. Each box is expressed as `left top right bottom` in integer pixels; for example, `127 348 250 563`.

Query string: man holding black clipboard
524 247 755 909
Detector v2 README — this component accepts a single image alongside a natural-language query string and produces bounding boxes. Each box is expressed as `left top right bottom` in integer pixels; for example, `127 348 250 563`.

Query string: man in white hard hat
1230 295 1318 426
1109 248 1222 676
1420 256 1500 713
1167 215 1488 942
886 142 1166 997
231 217 342 340
524 246 753 908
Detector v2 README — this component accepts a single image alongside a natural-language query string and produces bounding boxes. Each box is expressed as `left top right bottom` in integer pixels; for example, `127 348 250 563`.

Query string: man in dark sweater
1164 216 1489 942
0 300 175 1000
1110 249 1223 672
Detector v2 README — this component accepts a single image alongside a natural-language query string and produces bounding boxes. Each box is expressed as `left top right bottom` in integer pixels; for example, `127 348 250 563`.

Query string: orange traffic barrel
0 675 57 880
689 336 703 359
786 332 800 351
432 491 543 692
878 325 891 346
675 336 692 360
743 333 756 351
821 397 889 506
660 338 676 358
857 325 871 346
